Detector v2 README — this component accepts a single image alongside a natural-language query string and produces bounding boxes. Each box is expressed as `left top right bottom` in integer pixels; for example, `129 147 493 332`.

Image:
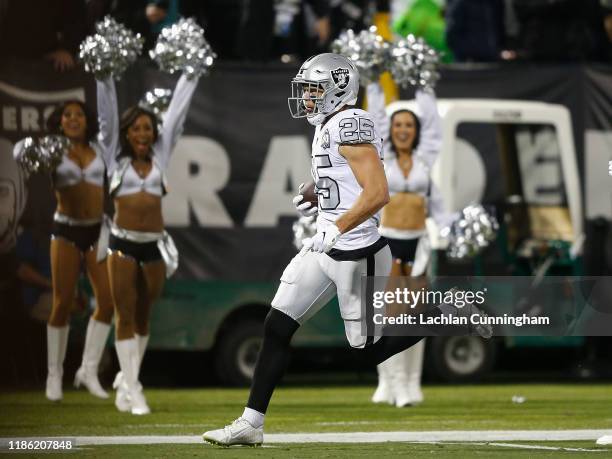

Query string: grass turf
1 384 611 457
1 384 611 437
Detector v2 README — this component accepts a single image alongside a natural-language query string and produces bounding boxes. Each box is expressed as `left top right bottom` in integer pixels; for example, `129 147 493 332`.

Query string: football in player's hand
301 181 318 207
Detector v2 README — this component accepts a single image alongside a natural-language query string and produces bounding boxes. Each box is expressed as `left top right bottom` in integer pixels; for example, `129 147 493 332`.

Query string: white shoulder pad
329 109 378 146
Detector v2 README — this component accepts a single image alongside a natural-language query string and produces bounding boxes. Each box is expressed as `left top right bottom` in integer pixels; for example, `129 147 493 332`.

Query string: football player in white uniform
203 53 491 447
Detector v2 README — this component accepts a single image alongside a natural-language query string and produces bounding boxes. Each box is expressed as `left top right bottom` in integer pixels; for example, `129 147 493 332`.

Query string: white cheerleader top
367 83 455 239
54 147 106 188
13 138 106 189
96 74 198 198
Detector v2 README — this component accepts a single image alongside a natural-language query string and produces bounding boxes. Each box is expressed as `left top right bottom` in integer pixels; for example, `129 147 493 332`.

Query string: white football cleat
203 417 263 447
597 435 612 445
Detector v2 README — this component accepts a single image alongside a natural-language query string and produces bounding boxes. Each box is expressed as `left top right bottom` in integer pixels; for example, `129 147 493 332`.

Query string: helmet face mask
288 53 359 126
288 80 326 121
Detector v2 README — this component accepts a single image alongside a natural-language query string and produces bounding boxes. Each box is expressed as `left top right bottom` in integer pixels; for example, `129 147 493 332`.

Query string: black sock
246 308 299 414
357 335 425 365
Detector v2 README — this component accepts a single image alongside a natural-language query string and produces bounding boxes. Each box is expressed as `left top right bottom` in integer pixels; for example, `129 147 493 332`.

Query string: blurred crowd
0 0 611 71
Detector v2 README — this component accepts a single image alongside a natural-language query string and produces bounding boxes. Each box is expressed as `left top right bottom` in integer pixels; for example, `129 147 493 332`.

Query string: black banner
1 60 611 280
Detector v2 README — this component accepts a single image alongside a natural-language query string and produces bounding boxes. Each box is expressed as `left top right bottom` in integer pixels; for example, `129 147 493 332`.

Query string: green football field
1 384 611 457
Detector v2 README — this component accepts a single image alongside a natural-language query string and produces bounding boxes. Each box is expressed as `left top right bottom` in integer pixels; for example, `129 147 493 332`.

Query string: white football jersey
311 108 384 251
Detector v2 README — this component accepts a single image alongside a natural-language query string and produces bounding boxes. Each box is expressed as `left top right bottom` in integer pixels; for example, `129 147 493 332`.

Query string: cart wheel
429 336 496 382
214 320 263 386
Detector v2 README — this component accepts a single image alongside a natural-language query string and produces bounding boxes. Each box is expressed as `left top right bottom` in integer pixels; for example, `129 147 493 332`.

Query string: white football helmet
288 53 360 126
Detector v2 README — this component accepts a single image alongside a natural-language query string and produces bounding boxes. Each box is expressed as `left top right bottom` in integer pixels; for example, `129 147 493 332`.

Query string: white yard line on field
262 430 611 443
488 442 606 452
417 442 606 452
315 421 388 426
2 430 610 446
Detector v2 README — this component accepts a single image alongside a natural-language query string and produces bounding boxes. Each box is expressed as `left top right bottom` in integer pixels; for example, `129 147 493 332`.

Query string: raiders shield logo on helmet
330 68 350 90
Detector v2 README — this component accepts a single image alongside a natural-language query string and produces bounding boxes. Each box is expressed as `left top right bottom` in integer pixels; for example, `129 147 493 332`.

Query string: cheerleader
96 72 199 414
367 81 455 407
13 102 114 401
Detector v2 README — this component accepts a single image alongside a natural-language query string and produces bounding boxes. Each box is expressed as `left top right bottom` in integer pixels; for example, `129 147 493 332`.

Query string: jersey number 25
338 117 374 143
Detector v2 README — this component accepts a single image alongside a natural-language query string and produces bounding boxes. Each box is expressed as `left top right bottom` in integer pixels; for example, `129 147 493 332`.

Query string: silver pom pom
443 204 499 260
79 16 143 80
139 88 173 116
331 26 389 85
292 216 317 251
16 136 68 174
389 34 440 89
149 18 216 80
39 135 69 171
16 137 43 174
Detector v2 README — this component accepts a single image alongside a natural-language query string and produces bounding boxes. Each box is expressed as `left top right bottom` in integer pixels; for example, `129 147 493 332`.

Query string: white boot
46 325 69 402
115 338 150 415
136 333 149 376
387 352 409 407
113 371 130 413
113 333 149 411
404 339 425 405
372 360 394 405
391 340 425 408
74 318 111 399
132 334 150 415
